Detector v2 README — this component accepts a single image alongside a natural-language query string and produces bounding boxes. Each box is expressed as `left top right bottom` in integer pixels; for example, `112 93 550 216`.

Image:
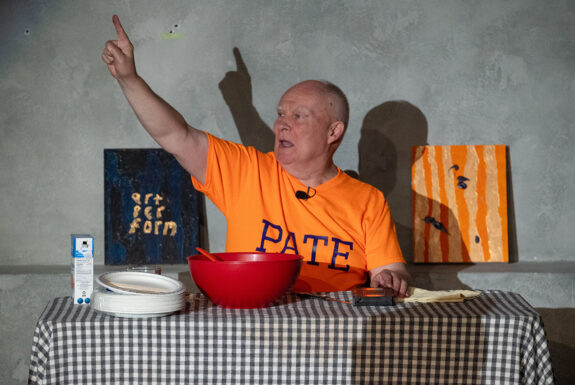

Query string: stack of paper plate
92 272 186 318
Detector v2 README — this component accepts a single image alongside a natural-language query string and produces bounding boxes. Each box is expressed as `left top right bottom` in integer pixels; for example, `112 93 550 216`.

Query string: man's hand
99 15 209 182
369 263 411 298
101 15 137 82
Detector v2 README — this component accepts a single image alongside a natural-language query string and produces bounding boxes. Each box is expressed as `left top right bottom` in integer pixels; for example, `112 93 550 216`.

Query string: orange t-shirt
191 134 405 291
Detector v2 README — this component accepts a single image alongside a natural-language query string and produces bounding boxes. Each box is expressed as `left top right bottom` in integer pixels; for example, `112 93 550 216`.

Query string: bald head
285 80 349 130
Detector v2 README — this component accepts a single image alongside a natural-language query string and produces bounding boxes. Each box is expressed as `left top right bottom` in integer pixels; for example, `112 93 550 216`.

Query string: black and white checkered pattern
28 291 554 384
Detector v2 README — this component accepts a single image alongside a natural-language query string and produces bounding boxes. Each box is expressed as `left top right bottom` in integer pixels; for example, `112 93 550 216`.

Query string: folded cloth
395 287 481 303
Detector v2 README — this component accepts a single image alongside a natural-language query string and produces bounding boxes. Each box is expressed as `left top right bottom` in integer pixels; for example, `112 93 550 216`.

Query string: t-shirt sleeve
364 192 406 271
190 133 256 215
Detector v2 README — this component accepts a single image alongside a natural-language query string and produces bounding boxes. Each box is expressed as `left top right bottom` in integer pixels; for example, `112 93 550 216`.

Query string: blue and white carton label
71 234 94 304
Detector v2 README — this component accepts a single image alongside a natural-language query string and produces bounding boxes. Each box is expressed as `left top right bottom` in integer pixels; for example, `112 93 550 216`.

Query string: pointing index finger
112 14 129 42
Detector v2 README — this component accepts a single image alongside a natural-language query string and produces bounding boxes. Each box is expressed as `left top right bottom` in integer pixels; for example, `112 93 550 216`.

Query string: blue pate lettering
303 235 328 266
256 220 355 271
281 232 299 254
328 237 352 272
256 219 283 252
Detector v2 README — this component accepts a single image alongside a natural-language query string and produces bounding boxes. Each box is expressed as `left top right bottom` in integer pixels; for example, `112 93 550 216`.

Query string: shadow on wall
217 47 516 266
357 100 428 261
506 148 519 262
218 47 274 153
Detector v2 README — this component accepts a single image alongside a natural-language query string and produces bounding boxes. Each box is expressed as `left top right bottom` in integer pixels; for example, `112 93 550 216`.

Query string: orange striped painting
412 145 508 263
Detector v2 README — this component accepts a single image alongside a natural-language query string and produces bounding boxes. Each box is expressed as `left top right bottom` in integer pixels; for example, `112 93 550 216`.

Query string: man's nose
275 118 290 131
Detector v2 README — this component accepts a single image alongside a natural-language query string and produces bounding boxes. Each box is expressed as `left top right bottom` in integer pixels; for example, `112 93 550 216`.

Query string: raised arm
101 15 208 183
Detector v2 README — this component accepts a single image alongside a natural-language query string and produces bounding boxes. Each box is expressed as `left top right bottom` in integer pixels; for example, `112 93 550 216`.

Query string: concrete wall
1 0 574 384
2 0 574 263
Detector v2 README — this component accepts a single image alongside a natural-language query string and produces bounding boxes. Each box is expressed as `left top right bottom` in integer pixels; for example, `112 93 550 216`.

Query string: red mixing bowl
187 252 303 308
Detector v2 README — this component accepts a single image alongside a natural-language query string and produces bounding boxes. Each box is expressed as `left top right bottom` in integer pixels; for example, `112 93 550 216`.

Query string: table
28 291 554 385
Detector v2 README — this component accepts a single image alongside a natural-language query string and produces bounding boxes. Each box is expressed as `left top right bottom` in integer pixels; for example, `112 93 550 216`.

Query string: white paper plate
95 310 175 319
96 272 184 295
93 295 185 312
92 290 186 318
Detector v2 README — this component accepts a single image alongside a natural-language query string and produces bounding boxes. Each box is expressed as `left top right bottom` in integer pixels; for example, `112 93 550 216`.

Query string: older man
102 15 410 296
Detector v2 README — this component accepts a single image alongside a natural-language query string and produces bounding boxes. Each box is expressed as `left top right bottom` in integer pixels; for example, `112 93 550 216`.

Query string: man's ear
327 121 345 145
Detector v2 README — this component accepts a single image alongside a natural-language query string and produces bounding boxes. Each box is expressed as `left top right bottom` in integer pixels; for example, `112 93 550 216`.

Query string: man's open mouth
279 140 294 148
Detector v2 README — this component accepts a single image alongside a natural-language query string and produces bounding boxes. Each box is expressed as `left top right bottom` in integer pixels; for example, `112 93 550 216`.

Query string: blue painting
104 149 204 265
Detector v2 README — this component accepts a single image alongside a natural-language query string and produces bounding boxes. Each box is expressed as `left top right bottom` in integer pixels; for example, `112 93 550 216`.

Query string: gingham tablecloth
28 291 554 385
